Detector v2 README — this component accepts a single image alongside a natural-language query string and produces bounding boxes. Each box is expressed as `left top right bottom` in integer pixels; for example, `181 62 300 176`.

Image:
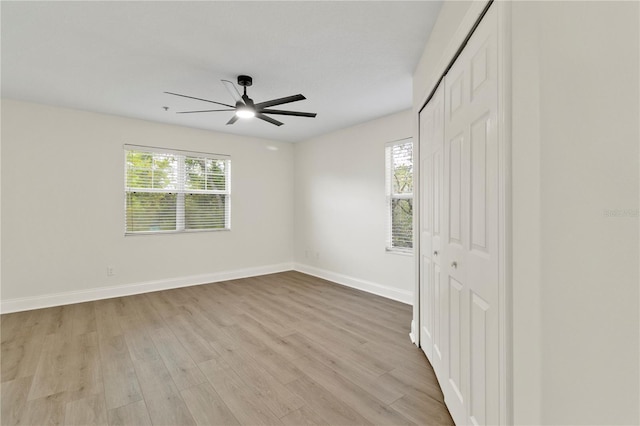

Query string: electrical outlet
107 266 115 277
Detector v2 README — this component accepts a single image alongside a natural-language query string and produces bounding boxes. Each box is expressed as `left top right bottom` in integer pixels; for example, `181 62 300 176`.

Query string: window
124 145 230 234
385 138 413 251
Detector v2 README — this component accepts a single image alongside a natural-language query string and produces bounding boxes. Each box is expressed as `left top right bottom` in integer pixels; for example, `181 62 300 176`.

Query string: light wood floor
1 271 453 425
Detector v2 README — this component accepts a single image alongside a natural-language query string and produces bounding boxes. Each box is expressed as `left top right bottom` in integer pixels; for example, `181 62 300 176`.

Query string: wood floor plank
215 316 303 385
290 355 415 425
45 305 75 337
381 365 447 402
133 357 197 426
144 291 182 319
362 339 434 372
65 332 103 399
181 382 240 426
107 400 152 426
1 327 45 382
291 271 411 316
0 376 32 425
1 271 452 426
99 335 143 410
286 375 372 426
390 392 454 425
166 314 221 364
282 333 404 404
27 334 74 400
147 326 206 390
199 357 283 426
21 393 67 426
296 321 395 376
242 291 299 325
173 302 239 351
279 406 325 426
215 344 304 417
64 394 108 426
240 301 295 336
1 310 33 341
180 287 239 327
94 299 123 339
283 276 410 329
224 317 301 361
122 326 160 363
71 302 97 336
128 295 165 330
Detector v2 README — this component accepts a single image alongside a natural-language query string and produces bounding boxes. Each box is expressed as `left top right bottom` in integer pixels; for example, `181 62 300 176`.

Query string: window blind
124 145 230 234
385 139 413 251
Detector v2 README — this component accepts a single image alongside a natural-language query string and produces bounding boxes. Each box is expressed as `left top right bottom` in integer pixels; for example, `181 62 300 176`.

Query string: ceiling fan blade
226 115 239 125
221 80 243 103
254 94 306 109
164 91 234 108
176 109 234 114
256 113 283 126
260 109 317 118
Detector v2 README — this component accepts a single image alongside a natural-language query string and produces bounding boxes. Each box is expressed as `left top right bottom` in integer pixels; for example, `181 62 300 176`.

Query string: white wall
414 1 640 424
1 99 294 308
413 0 475 104
293 110 414 304
514 2 639 424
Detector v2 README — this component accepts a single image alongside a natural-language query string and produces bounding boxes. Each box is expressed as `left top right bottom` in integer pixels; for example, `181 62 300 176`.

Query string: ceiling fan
165 75 317 127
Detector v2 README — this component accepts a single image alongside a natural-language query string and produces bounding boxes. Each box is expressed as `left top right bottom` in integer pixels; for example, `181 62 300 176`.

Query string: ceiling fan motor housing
237 75 253 87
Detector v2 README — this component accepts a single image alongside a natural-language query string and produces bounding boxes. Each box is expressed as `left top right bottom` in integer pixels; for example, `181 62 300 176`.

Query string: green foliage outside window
387 141 413 250
125 148 230 234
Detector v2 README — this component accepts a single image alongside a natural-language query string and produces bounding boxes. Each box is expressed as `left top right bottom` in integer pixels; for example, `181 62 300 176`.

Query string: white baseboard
293 263 413 305
0 263 294 314
1 262 413 314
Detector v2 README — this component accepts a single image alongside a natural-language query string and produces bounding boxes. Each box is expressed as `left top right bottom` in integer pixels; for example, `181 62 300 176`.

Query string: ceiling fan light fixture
235 104 255 119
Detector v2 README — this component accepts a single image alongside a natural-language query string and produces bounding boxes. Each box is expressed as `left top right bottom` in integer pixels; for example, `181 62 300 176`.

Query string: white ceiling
1 1 442 143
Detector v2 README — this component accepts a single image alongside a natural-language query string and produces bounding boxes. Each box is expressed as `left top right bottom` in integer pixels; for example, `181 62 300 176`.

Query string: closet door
443 5 500 425
419 82 446 372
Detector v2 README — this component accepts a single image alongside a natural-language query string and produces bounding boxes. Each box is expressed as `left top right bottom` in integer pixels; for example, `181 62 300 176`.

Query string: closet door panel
419 81 447 376
465 6 500 426
470 114 489 252
441 4 500 425
443 44 470 423
419 86 435 360
432 85 446 378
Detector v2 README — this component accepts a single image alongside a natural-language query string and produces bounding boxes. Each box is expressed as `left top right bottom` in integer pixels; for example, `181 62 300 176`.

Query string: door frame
412 1 512 424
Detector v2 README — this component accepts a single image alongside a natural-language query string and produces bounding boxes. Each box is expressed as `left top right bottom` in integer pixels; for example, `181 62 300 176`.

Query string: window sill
125 228 231 236
385 248 414 257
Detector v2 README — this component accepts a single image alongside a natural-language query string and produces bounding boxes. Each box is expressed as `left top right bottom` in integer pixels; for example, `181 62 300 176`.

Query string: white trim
293 263 413 305
1 262 415 314
385 248 413 256
496 2 513 424
123 143 230 160
384 136 413 149
0 263 293 314
409 319 416 343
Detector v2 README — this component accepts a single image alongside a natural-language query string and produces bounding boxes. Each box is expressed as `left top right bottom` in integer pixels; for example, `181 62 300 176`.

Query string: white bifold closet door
419 4 500 426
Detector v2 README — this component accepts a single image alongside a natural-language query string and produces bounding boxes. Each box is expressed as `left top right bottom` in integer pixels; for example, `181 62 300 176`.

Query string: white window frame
385 138 414 253
124 144 231 235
